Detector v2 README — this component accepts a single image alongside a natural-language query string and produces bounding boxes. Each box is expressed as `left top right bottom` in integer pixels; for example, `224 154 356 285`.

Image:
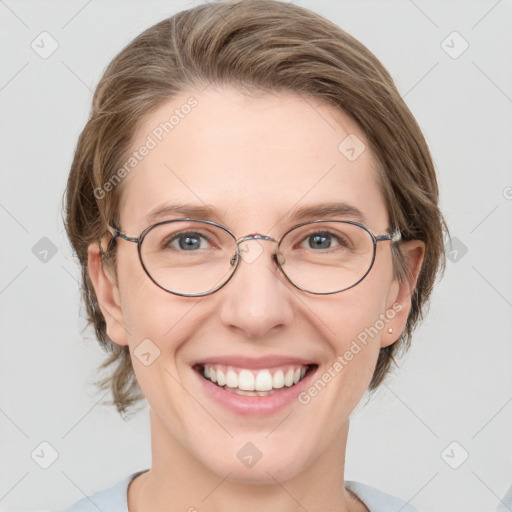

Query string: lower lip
194 366 318 416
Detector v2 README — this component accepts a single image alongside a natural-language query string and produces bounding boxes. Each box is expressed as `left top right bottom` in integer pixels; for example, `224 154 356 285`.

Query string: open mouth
194 363 318 397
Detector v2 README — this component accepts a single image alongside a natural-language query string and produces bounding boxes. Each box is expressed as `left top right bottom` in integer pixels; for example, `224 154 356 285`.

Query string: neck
128 408 366 512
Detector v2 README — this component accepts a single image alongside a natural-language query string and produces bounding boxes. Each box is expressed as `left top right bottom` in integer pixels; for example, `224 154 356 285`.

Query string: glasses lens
278 221 375 293
140 220 237 296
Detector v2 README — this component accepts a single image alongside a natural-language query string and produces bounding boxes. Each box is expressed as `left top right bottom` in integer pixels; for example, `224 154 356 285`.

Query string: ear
381 240 425 348
87 241 129 347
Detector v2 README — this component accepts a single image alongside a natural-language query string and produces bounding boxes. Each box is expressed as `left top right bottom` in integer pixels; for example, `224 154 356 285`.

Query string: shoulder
346 480 422 512
53 473 420 512
52 470 147 512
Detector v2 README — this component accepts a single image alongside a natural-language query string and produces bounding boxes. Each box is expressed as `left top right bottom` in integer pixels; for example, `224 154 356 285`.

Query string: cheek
295 295 389 427
117 283 201 417
308 256 395 385
314 272 393 353
114 251 196 402
320 297 384 379
121 282 198 352
116 246 176 335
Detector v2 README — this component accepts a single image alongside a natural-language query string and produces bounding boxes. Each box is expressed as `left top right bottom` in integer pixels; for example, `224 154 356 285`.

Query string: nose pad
274 252 286 267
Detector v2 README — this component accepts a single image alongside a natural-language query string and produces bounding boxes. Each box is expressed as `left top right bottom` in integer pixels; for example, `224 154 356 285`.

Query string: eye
299 230 349 250
166 231 211 251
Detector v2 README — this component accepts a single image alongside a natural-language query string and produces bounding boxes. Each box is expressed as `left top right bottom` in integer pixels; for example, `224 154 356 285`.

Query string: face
89 86 422 484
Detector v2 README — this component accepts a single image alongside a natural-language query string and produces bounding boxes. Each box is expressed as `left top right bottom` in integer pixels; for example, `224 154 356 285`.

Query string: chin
200 438 314 485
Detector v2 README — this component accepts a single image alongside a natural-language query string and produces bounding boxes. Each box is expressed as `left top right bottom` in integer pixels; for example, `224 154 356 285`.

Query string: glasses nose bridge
236 233 278 246
235 233 281 265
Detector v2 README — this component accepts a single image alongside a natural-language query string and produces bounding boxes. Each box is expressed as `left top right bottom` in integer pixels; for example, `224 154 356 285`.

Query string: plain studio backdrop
1 1 511 511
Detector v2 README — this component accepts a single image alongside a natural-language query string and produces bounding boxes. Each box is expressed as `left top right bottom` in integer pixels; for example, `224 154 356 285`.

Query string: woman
57 0 446 510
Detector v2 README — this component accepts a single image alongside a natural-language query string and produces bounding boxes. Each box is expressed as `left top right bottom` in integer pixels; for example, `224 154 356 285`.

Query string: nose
217 238 294 339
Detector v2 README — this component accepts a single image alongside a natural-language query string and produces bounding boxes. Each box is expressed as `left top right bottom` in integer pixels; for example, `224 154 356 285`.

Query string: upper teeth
203 364 307 391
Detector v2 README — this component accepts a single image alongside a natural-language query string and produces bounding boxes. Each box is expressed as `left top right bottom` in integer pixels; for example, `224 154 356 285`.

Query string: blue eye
301 230 348 250
308 233 333 249
167 231 209 251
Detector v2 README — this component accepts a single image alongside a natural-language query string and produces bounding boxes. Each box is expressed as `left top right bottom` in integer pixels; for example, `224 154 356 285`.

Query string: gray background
1 1 511 511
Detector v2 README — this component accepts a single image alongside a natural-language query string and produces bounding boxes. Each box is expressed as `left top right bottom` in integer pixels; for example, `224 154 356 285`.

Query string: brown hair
65 0 447 417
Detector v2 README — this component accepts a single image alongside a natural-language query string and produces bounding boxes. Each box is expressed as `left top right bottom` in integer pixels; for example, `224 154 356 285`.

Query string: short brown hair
65 0 447 417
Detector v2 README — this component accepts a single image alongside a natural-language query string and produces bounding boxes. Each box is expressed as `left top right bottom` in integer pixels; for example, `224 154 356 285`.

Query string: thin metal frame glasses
107 218 401 297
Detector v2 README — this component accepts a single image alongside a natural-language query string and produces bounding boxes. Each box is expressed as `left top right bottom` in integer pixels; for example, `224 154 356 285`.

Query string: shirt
54 470 421 512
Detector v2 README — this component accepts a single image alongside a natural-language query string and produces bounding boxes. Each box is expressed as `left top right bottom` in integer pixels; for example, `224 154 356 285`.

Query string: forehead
119 86 387 232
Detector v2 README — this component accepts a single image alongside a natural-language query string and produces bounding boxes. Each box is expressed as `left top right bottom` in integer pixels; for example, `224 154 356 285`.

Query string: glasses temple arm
376 229 401 243
105 225 139 243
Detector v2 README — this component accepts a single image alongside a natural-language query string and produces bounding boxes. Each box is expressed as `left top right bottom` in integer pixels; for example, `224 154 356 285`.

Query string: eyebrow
144 201 366 226
287 202 366 224
144 203 219 225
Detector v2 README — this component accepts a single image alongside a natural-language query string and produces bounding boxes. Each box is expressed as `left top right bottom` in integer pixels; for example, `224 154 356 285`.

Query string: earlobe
381 240 425 348
87 241 129 346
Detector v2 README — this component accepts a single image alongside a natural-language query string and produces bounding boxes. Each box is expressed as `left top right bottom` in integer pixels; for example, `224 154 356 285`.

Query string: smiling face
88 86 422 485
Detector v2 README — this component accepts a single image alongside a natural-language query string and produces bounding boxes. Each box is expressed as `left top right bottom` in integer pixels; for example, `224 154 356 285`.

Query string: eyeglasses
106 218 401 297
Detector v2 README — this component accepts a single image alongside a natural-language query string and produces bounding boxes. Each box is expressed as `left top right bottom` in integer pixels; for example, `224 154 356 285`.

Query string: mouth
193 363 318 397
